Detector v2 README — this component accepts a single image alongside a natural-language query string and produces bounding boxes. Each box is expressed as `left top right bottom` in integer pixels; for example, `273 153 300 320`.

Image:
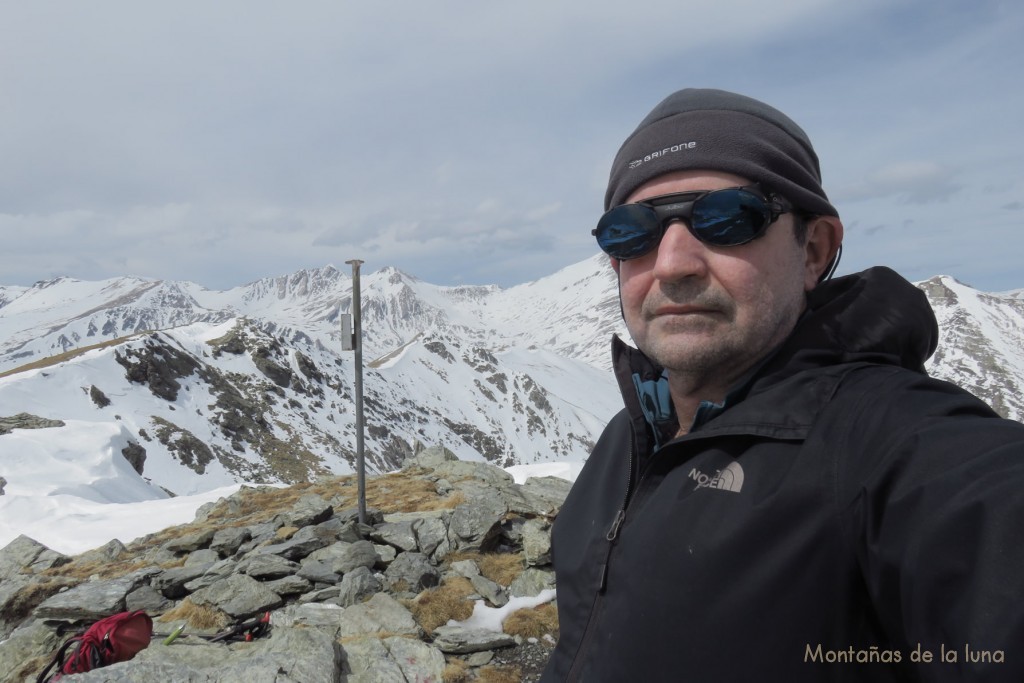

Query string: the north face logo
688 462 744 493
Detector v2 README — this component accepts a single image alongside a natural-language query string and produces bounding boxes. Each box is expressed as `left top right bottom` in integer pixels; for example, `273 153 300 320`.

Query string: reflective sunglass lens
595 204 660 259
691 190 768 245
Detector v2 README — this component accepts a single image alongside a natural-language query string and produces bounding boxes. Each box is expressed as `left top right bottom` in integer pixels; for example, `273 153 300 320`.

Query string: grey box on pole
341 314 354 351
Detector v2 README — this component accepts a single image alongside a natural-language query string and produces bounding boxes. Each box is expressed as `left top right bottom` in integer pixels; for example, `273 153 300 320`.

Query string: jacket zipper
566 427 637 681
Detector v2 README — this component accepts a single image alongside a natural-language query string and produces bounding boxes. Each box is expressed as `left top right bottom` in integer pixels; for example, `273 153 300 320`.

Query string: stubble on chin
629 286 737 375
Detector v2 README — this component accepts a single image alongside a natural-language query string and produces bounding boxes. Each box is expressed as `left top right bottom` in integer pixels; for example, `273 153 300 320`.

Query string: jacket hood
760 265 938 380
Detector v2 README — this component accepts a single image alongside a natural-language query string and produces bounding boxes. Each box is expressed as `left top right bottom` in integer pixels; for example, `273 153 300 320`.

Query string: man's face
613 170 817 393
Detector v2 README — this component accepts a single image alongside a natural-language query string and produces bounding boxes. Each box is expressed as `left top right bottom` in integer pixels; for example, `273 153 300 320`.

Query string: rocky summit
0 447 567 682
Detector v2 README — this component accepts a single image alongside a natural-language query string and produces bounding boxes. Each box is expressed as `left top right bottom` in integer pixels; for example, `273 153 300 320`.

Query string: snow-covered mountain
1 257 1022 503
0 256 626 500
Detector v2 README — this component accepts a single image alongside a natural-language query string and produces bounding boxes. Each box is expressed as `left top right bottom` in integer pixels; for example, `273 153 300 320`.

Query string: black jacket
542 267 1024 682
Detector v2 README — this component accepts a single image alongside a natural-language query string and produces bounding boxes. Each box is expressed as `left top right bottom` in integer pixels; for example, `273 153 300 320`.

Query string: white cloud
0 0 1022 291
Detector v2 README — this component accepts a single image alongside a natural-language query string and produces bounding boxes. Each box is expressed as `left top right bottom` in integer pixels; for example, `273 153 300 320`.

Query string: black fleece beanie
605 88 838 217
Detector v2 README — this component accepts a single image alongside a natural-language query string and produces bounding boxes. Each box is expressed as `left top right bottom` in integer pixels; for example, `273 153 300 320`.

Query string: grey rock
434 478 453 495
263 574 312 596
373 543 397 564
75 538 129 566
330 540 380 574
369 520 419 552
433 459 515 490
384 552 440 593
467 650 495 666
185 548 221 566
280 493 333 528
126 584 174 612
35 571 151 621
330 518 363 543
470 574 508 607
387 636 447 681
299 586 341 603
432 624 516 654
336 566 382 607
522 475 573 514
448 496 507 552
183 559 238 592
0 619 62 681
509 567 556 598
308 516 361 543
210 527 251 557
239 553 300 580
274 602 344 632
0 574 31 639
163 529 216 554
338 593 420 638
256 523 335 560
338 635 449 682
154 564 212 599
340 637 409 682
414 516 450 558
0 535 68 579
523 518 553 566
188 574 283 619
403 444 459 469
297 558 340 584
0 475 6 495
449 559 481 579
336 506 383 526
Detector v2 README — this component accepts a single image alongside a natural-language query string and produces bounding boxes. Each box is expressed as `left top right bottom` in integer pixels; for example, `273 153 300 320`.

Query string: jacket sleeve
837 368 1024 681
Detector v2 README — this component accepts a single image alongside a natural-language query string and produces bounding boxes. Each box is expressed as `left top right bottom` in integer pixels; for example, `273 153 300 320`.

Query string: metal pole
345 259 366 525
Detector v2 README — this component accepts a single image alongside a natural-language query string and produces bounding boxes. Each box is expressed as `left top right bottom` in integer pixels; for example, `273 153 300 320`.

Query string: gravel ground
489 639 556 681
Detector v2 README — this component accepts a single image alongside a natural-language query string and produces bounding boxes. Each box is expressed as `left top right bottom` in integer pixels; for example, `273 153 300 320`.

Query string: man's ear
610 256 621 275
803 216 844 290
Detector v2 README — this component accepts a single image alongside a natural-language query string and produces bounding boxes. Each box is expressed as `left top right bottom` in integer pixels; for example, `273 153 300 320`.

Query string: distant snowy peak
236 265 348 305
1 259 1022 423
918 275 1024 421
0 276 232 371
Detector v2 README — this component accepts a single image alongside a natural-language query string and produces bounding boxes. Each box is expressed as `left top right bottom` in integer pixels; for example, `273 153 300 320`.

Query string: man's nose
651 221 710 282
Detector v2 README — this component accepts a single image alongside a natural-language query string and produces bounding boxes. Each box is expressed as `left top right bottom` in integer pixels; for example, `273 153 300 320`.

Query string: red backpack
37 610 153 682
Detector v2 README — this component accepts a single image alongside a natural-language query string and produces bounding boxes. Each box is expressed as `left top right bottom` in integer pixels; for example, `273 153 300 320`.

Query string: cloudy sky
2 0 1022 293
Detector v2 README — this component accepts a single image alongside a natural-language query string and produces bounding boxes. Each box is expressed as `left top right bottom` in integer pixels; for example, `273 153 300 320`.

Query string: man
541 89 1024 681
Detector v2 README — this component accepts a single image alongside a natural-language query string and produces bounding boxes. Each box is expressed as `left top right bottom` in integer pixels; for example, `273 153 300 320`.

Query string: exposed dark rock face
120 441 147 475
0 414 66 436
115 337 201 402
151 418 215 474
89 385 111 408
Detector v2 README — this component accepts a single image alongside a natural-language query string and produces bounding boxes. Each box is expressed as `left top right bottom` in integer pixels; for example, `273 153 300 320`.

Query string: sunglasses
593 185 794 260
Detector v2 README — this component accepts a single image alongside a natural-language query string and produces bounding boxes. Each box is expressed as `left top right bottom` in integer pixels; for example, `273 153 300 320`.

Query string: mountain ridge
1 257 1021 504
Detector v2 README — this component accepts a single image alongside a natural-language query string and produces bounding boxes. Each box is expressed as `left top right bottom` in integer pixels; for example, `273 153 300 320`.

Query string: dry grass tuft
49 557 153 581
364 472 466 514
475 665 524 683
0 333 148 379
477 553 525 586
502 602 559 640
444 552 524 587
157 598 231 630
442 657 471 683
407 577 476 634
0 579 76 626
